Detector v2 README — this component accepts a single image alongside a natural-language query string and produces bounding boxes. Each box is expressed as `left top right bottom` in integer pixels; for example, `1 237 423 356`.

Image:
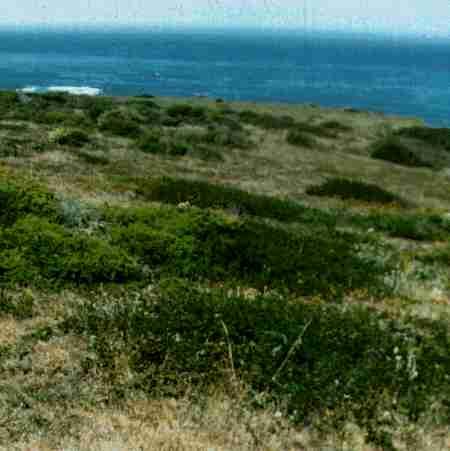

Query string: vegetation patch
347 211 450 241
136 176 335 225
98 109 141 138
306 177 409 206
238 110 296 130
286 129 317 148
105 203 386 298
395 126 450 151
371 137 431 168
0 179 59 226
0 216 140 287
48 127 91 147
65 281 450 435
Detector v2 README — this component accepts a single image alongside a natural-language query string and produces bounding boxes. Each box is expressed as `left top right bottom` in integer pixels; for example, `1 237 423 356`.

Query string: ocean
0 27 449 127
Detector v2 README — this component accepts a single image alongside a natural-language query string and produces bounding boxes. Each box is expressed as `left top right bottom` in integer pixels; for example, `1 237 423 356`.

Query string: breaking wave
18 86 102 96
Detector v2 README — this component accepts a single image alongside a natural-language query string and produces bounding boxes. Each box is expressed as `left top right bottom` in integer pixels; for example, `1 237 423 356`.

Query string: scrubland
0 90 449 450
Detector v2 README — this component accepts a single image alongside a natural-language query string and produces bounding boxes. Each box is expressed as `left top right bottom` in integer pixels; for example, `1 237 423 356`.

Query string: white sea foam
18 86 102 96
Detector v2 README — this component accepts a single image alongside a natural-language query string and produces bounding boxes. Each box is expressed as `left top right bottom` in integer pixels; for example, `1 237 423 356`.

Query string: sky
1 0 449 37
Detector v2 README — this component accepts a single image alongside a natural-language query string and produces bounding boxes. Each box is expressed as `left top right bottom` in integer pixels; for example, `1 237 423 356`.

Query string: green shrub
98 109 141 138
166 104 208 123
0 216 141 287
76 150 109 165
67 281 450 431
104 203 385 298
82 97 115 121
0 180 59 226
395 126 450 151
371 137 431 168
203 125 252 149
319 120 352 132
137 129 167 154
48 127 91 147
306 178 409 206
286 129 317 148
0 288 34 319
238 110 295 130
37 110 90 128
137 176 335 226
348 211 450 241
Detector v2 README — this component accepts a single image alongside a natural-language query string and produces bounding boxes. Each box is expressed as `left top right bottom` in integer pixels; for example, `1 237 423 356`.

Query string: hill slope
0 91 449 450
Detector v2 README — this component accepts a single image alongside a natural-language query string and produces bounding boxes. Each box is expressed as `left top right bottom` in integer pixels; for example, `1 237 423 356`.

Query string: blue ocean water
0 27 449 127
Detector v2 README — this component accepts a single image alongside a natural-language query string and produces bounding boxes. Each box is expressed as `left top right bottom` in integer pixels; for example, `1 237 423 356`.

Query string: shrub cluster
238 110 296 130
105 203 386 298
48 127 91 147
347 211 450 241
136 176 335 225
0 216 140 287
98 109 141 138
395 126 450 152
286 129 317 148
306 178 409 206
66 281 450 433
0 179 59 226
371 137 431 168
165 104 208 124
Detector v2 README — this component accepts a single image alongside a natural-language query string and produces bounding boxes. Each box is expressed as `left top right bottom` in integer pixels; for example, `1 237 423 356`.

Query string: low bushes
0 179 59 226
48 127 91 147
371 137 431 168
98 109 141 138
306 178 408 206
348 211 450 242
286 129 317 148
0 216 140 287
166 104 208 124
238 110 296 130
136 176 335 226
395 126 450 152
66 281 450 433
105 203 386 298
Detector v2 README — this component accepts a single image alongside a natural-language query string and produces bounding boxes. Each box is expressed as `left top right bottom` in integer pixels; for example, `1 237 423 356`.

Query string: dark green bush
306 178 408 206
105 203 385 298
0 216 140 287
137 129 167 154
67 281 450 430
348 211 450 241
238 110 295 130
395 126 450 152
286 129 317 148
37 110 91 128
371 137 431 168
319 120 352 132
203 125 252 149
76 150 109 165
49 127 91 147
0 180 59 226
166 104 208 123
137 176 335 226
98 109 141 138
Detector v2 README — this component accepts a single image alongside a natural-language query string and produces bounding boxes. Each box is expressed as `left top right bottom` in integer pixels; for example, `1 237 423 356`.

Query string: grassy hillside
0 90 449 450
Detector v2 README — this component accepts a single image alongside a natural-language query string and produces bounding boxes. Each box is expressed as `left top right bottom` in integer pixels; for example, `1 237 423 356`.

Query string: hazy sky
2 0 449 36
